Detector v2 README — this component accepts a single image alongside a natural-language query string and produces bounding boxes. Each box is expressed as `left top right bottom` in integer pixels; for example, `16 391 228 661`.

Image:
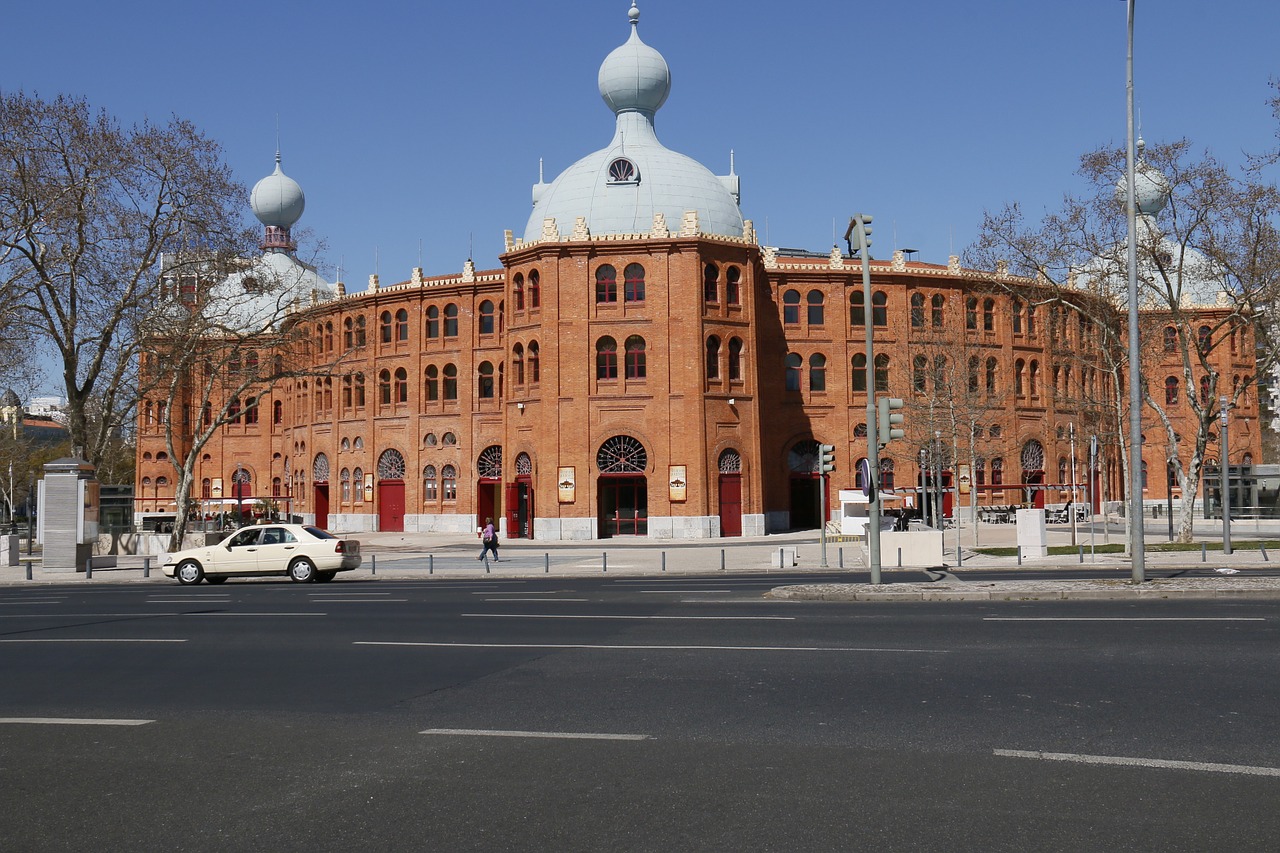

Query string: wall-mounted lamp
728 398 736 406
517 402 525 411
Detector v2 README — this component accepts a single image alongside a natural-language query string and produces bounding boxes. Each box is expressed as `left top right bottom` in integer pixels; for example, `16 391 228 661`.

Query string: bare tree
968 139 1280 542
0 91 251 467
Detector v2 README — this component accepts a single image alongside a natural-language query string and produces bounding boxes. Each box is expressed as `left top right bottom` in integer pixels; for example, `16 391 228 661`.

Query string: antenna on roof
374 247 379 276
469 232 474 261
729 149 736 176
539 158 544 183
418 239 423 269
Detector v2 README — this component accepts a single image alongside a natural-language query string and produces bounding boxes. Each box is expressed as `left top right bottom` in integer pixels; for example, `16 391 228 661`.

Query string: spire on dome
250 151 306 253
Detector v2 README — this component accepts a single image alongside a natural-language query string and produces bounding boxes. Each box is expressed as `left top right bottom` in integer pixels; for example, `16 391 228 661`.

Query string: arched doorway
376 449 406 532
477 445 502 531
787 440 823 530
508 452 534 539
312 453 330 530
718 449 743 537
597 435 647 537
1021 440 1046 509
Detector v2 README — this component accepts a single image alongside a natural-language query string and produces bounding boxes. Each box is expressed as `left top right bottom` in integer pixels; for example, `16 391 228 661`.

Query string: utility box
38 457 99 572
1016 508 1048 558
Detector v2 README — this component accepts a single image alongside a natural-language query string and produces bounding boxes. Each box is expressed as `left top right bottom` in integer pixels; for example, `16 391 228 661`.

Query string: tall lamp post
845 214 881 583
1123 0 1146 582
235 463 245 527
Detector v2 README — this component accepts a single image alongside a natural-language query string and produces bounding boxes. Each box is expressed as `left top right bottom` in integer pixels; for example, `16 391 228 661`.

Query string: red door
313 484 329 531
718 474 742 537
378 481 404 532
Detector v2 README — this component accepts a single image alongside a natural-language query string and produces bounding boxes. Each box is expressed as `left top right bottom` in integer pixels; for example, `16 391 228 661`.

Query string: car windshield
304 526 336 540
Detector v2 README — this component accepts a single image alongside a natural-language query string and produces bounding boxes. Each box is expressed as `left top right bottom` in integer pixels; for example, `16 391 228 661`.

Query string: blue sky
4 1 1278 289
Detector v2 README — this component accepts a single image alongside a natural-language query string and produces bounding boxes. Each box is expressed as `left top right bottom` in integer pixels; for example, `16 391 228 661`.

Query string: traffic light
819 443 836 474
844 213 874 256
877 396 904 447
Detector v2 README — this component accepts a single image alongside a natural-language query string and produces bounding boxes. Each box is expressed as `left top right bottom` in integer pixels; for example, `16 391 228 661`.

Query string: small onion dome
598 2 670 117
250 153 305 230
1115 138 1171 217
0 388 19 407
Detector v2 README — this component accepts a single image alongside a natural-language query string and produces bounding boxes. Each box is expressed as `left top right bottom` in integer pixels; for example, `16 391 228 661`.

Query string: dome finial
629 2 640 27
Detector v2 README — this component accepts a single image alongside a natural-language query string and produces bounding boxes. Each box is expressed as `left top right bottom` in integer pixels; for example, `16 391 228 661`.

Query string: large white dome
524 3 743 243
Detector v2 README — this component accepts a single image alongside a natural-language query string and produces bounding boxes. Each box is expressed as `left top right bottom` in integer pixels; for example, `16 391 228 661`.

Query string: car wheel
289 558 317 583
315 571 336 583
175 560 204 585
205 575 228 585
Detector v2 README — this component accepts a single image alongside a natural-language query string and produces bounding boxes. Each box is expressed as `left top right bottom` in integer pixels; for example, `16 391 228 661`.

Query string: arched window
785 353 802 392
395 308 409 341
983 298 995 331
596 264 618 303
624 263 645 303
597 435 648 474
855 457 869 489
478 445 502 480
965 297 977 330
1028 360 1039 397
444 304 459 338
528 270 540 308
394 367 408 403
341 468 351 503
377 449 406 481
354 372 366 408
201 478 211 499
1200 375 1211 404
704 264 719 302
1012 300 1023 334
625 336 646 379
478 362 495 398
343 317 354 349
782 289 801 324
353 468 366 502
423 465 438 501
528 342 540 384
1198 325 1212 352
245 396 260 425
596 336 618 380
986 357 998 394
968 356 980 393
229 397 242 423
850 291 866 328
910 293 925 327
246 351 260 374
809 353 827 392
1026 304 1037 336
380 311 393 344
931 294 945 327
706 336 721 380
378 370 392 406
426 306 440 339
1059 458 1069 485
1014 359 1026 396
273 399 283 424
933 356 948 393
1165 376 1179 405
852 354 867 393
443 364 458 400
441 465 458 501
728 337 743 382
874 354 890 392
872 291 888 326
512 344 525 386
913 356 928 393
424 366 439 401
479 300 496 334
726 266 741 305
513 273 525 311
881 458 896 489
807 290 825 326
991 457 1004 486
354 315 367 346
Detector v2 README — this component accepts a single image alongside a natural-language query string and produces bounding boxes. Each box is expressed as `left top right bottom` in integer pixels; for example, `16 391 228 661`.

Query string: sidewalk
3 519 1279 601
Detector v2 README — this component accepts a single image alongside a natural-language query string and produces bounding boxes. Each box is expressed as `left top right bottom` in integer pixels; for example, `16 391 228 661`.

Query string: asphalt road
2 576 1278 851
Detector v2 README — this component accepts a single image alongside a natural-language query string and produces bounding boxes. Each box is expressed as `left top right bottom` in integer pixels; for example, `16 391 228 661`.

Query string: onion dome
598 2 670 117
1115 138 1171 217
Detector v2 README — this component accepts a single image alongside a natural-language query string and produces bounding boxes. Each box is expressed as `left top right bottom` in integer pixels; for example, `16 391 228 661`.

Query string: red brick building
134 4 1262 539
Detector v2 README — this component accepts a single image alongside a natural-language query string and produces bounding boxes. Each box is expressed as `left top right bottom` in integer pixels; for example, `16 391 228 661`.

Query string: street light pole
1221 396 1232 555
846 214 881 583
1124 0 1146 582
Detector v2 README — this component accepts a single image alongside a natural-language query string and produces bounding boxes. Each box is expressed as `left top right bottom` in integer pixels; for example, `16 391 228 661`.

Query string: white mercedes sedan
162 524 362 585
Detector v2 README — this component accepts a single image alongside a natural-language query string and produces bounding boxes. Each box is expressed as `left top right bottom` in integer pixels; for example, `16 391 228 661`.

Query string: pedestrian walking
478 517 500 565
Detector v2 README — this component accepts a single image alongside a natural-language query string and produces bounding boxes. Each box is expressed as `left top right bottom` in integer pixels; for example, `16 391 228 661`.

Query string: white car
162 524 362 585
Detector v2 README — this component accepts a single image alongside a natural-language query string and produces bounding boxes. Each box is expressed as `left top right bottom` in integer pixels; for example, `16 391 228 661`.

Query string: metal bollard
143 557 151 578
1079 546 1084 564
371 554 377 575
1202 543 1207 562
24 560 32 581
1262 545 1269 562
838 547 844 569
661 552 666 572
85 558 92 579
429 554 434 575
602 552 608 573
1017 546 1022 567
897 548 902 568
720 549 725 572
957 547 963 566
545 553 550 573
485 556 490 574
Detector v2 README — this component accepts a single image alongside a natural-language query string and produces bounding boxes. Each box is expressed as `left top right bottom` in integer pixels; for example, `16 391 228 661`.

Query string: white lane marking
984 617 1265 622
470 591 565 595
421 728 649 741
308 592 394 596
482 598 590 603
309 599 408 603
461 613 795 621
0 600 66 605
358 641 946 653
994 749 1280 777
640 590 732 594
0 638 186 643
0 717 155 726
182 612 327 617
